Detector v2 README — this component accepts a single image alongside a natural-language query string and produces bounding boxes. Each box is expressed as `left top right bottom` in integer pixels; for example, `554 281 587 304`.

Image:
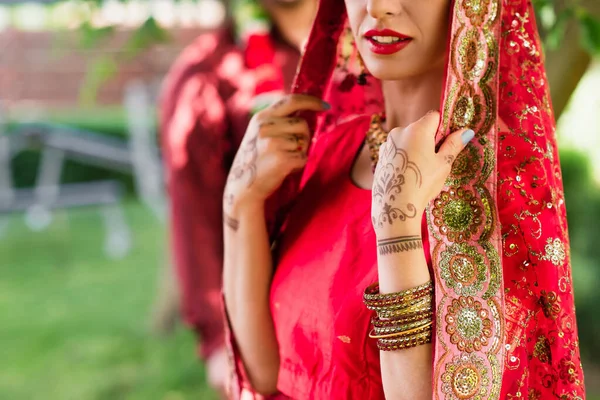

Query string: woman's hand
223 94 329 213
371 111 475 237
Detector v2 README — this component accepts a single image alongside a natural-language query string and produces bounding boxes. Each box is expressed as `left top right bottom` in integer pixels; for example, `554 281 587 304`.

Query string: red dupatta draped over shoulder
268 0 585 398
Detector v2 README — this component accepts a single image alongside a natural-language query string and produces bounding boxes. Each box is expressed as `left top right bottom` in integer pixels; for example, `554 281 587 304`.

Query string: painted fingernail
322 101 331 110
461 129 475 145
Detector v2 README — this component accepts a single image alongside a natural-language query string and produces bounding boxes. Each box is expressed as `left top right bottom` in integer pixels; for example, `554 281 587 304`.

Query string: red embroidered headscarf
277 0 585 398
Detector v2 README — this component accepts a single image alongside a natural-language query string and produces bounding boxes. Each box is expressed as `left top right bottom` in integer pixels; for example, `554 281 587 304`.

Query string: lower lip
366 38 412 55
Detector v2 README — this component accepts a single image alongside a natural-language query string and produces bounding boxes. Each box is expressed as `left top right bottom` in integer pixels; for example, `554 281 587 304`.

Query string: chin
365 61 420 82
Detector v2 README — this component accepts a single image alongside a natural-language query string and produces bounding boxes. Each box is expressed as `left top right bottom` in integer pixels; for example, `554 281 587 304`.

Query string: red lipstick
364 29 412 55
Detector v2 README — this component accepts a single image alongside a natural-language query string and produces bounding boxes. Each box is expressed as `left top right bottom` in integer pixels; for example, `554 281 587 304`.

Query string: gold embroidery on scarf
462 0 491 26
458 28 487 81
540 237 567 267
533 335 551 363
446 296 494 353
447 144 480 187
451 85 483 131
482 243 501 300
476 186 495 241
440 243 487 297
432 188 483 243
539 290 561 320
504 296 532 371
441 353 491 399
431 0 504 397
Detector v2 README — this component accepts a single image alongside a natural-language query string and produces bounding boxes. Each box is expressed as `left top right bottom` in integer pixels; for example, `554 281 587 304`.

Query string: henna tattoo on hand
228 135 258 187
223 212 240 232
259 121 276 128
372 136 423 228
272 98 286 109
224 134 259 206
377 235 423 256
444 154 455 165
372 203 418 228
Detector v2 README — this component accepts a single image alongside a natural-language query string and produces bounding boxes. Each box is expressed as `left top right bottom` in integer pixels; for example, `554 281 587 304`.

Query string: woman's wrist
226 192 265 215
374 211 424 239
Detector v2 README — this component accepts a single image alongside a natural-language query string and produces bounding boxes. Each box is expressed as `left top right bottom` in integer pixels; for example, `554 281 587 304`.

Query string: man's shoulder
160 25 244 112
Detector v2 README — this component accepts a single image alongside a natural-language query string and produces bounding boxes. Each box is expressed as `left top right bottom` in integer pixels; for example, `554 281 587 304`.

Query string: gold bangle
363 281 433 302
372 310 434 327
372 317 432 336
377 330 432 346
376 298 433 319
366 292 433 312
369 321 433 339
377 330 432 351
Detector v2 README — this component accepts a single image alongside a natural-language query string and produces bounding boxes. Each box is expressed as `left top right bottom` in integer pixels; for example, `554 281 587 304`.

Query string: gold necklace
365 114 389 171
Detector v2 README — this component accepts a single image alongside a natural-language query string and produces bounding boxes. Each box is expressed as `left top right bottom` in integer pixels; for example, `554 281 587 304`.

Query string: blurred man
159 0 380 394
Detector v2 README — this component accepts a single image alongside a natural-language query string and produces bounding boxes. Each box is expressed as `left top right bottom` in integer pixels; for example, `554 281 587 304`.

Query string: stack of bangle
363 280 434 351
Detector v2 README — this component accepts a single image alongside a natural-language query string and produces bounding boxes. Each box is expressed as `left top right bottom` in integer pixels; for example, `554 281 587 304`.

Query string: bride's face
345 0 451 80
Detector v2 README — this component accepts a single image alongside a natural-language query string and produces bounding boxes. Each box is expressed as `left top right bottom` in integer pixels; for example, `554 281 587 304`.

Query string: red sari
227 0 585 398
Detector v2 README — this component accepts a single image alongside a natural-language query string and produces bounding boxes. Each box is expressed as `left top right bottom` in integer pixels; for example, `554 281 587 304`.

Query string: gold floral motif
528 388 542 400
533 335 552 363
433 188 483 242
440 243 487 296
539 290 561 320
541 237 566 266
446 296 493 353
447 144 482 187
462 0 491 26
458 29 486 80
451 85 483 131
441 353 490 399
558 358 578 384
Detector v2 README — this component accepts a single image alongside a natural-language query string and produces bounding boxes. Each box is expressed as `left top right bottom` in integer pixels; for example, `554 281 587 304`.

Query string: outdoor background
0 0 599 399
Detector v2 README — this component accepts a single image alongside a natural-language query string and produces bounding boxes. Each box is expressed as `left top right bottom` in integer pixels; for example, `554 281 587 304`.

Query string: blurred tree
535 0 600 117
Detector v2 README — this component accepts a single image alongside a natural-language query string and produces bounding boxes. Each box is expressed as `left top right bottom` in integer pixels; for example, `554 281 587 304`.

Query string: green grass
0 202 217 400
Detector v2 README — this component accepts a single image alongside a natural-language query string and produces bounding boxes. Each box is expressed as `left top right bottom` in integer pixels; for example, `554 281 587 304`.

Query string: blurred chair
0 77 169 259
124 79 166 221
0 107 134 258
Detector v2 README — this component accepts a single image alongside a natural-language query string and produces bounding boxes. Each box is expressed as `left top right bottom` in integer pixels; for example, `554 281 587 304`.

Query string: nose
366 0 402 19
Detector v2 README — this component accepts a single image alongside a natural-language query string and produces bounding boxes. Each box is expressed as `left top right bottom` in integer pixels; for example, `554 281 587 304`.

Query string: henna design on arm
228 135 258 187
224 134 259 207
223 212 240 232
377 235 423 256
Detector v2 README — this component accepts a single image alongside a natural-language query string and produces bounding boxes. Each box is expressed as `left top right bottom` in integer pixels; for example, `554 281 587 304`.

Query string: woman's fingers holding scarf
437 128 475 168
265 94 330 118
416 110 442 144
260 135 308 154
257 116 310 139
